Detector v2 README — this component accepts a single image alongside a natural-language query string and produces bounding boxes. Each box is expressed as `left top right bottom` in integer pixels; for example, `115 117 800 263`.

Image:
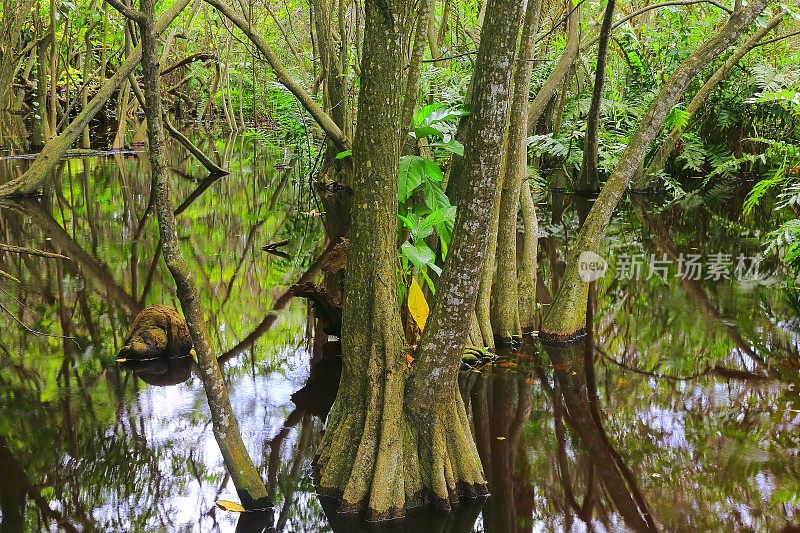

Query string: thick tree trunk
314 0 414 520
633 11 785 189
540 0 772 340
317 0 529 519
0 0 191 197
136 0 269 509
401 0 526 506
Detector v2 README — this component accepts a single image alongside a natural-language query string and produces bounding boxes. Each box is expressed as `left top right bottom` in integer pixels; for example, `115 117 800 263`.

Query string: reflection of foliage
0 130 321 531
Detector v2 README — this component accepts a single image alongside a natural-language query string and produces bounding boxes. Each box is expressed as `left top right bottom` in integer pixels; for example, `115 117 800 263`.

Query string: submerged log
117 305 193 361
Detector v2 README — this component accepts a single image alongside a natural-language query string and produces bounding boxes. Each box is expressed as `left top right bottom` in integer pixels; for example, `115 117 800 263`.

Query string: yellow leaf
216 500 247 513
404 354 415 368
407 278 429 330
115 358 127 363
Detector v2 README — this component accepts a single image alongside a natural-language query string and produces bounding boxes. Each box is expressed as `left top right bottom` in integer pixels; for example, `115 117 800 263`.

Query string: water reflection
1 130 799 531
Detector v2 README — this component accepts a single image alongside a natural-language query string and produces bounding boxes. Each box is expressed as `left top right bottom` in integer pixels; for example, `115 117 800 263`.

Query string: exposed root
315 388 488 522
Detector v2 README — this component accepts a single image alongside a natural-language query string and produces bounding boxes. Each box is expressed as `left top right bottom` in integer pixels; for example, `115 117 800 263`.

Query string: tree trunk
527 0 579 133
575 0 615 193
540 0 772 340
136 0 269 509
314 0 414 520
492 0 542 341
403 0 527 504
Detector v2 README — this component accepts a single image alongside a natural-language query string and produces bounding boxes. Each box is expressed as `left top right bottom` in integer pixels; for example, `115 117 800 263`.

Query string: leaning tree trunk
136 0 269 509
540 0 772 340
634 10 786 189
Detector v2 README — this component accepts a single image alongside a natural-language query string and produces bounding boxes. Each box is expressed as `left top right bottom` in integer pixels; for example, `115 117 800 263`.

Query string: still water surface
0 131 798 531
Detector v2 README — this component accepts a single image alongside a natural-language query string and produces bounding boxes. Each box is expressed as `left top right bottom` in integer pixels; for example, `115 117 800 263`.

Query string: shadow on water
2 129 800 531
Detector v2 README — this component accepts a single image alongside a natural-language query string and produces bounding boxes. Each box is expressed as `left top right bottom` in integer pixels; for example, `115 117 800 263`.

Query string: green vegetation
1 0 799 528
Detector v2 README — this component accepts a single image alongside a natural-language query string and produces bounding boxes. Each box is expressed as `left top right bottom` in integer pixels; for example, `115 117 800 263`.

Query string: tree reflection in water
1 131 799 531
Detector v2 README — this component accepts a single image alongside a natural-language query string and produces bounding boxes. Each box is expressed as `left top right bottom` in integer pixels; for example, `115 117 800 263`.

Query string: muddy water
0 131 798 532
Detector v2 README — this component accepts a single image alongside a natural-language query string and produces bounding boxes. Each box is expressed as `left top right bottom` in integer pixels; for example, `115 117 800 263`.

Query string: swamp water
0 131 798 532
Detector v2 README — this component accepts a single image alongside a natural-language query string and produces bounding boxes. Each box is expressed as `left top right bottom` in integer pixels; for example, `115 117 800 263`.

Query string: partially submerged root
315 387 488 521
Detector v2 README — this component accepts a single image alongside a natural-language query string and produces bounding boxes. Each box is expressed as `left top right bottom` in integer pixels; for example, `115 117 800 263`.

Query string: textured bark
634 11 786 188
492 0 542 342
476 190 500 349
540 0 772 340
314 0 412 520
316 0 498 519
575 0 615 193
0 0 191 197
400 0 432 140
136 0 269 509
407 0 525 417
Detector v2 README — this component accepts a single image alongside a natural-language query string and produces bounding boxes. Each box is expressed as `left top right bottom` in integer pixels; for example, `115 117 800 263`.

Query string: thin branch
0 243 70 260
104 0 146 22
582 0 733 49
753 29 800 47
0 302 79 345
0 269 20 283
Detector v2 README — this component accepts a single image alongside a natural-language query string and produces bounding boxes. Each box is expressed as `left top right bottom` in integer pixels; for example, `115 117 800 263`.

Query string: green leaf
335 150 352 160
412 125 445 139
433 139 464 156
399 156 426 203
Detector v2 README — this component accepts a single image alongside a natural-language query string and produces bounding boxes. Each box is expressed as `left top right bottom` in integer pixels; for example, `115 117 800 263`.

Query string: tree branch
0 244 70 260
104 0 146 22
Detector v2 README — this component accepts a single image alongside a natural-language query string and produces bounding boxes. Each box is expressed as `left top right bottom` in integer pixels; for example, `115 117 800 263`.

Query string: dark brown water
1 130 798 531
